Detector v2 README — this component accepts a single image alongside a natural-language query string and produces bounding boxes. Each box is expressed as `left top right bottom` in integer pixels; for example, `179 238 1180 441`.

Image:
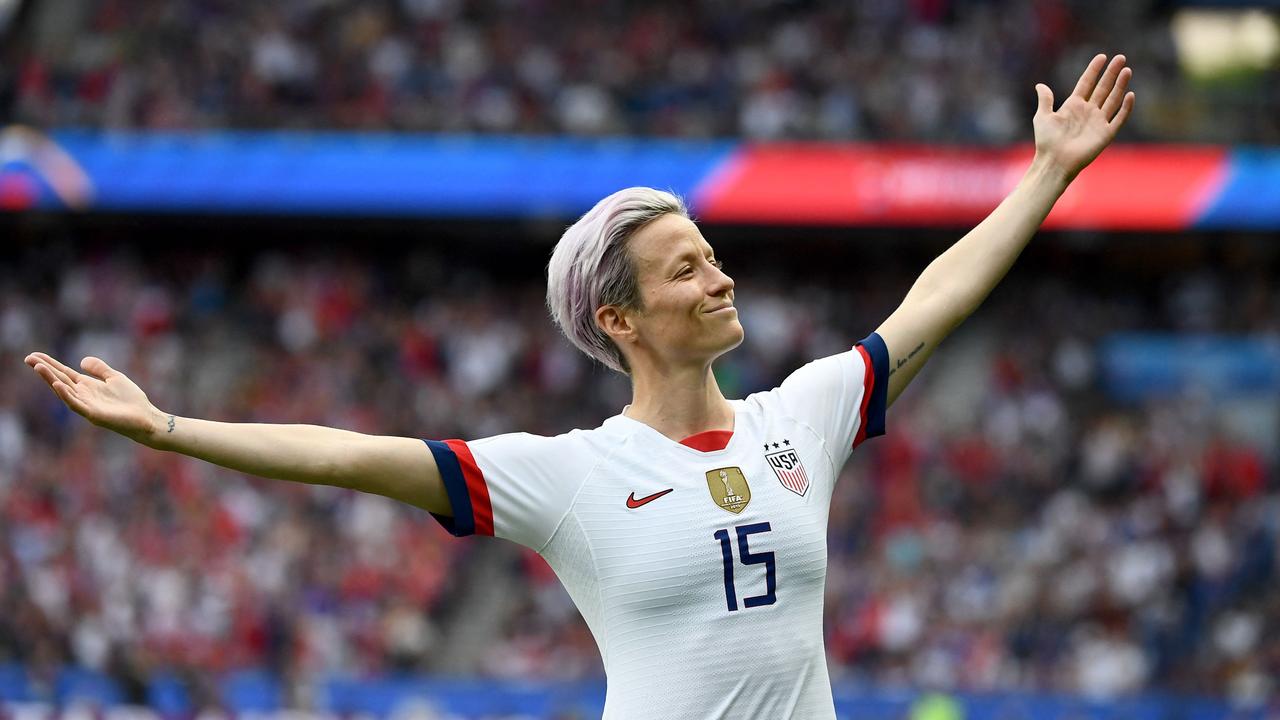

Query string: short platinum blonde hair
546 187 688 374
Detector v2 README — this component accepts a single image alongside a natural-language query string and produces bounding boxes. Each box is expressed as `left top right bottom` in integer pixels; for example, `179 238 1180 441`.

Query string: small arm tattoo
888 342 926 377
167 415 176 433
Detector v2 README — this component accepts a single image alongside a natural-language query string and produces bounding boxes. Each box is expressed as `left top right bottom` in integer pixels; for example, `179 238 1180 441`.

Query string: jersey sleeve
423 432 588 552
775 331 889 460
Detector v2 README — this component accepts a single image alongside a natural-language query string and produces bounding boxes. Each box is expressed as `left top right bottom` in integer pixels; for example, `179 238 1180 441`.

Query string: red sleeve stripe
445 439 494 537
853 344 876 449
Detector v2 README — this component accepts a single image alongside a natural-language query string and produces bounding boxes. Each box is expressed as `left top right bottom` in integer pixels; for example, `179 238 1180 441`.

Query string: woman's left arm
874 53 1135 408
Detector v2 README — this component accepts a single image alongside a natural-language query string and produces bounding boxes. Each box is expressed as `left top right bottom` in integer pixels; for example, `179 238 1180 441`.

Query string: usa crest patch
766 447 809 496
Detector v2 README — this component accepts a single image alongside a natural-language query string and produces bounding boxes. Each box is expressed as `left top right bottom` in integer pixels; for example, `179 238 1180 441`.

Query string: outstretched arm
24 352 452 515
875 53 1135 408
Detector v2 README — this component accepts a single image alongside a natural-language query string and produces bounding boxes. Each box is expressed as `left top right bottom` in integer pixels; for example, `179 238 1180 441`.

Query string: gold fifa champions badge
706 467 751 514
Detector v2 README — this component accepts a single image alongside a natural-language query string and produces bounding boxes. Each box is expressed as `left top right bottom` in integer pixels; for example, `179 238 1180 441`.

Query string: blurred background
2 1 1279 719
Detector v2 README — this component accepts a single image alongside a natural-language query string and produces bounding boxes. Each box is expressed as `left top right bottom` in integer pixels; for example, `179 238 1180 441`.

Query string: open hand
1033 54 1135 184
25 352 164 445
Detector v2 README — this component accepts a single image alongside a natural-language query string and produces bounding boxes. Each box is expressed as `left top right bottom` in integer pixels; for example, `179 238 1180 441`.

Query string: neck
624 362 734 442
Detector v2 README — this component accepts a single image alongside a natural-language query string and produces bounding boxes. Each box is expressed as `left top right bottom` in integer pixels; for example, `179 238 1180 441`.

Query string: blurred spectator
5 0 1278 143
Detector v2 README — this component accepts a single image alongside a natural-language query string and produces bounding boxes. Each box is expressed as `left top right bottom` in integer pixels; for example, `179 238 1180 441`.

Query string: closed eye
675 258 723 279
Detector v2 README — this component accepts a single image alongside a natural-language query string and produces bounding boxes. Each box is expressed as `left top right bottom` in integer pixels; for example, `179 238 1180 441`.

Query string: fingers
1090 55 1127 108
25 352 83 384
33 361 75 389
1071 54 1108 100
1102 67 1133 119
1109 91 1136 129
1035 83 1055 116
80 356 119 381
31 363 92 416
51 378 91 417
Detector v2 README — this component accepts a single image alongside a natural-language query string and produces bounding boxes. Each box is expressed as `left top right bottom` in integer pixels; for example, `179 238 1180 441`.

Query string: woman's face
614 213 744 369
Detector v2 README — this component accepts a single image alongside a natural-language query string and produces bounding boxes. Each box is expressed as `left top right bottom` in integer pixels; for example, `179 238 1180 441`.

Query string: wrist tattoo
167 415 176 433
889 342 926 377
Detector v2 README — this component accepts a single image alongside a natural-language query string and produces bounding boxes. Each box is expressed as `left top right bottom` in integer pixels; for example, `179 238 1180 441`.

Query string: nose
708 262 734 297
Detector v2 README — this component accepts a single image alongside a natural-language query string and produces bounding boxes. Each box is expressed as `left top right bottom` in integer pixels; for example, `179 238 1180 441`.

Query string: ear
595 304 637 346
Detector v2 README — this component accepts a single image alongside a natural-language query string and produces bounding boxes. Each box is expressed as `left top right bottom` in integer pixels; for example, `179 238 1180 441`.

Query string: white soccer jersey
425 333 889 719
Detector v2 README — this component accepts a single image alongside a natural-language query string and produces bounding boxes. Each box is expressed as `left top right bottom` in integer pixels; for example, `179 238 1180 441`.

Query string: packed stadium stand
2 228 1276 709
6 0 1278 143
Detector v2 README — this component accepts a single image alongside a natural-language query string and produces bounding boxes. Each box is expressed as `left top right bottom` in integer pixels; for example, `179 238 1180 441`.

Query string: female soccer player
26 55 1133 719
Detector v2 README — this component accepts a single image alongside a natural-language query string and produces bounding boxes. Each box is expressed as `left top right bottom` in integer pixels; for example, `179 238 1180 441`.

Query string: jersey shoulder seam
804 346 859 476
794 416 838 479
533 427 628 554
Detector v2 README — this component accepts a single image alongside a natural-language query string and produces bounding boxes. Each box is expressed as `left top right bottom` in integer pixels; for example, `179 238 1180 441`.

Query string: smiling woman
544 186 694 375
25 53 1135 720
541 186 747 442
591 212 744 422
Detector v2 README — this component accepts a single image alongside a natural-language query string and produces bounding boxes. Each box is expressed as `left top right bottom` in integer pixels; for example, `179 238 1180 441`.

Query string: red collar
678 430 733 452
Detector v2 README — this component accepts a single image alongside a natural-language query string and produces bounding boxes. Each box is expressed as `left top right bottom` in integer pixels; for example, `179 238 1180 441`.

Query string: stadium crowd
1 236 1277 710
6 0 1278 144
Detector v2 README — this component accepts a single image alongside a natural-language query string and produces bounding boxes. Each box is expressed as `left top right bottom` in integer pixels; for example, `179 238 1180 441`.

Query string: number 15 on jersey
713 522 776 611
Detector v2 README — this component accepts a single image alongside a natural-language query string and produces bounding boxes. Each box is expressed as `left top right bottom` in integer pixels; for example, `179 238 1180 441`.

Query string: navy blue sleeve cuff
424 439 475 537
856 332 889 439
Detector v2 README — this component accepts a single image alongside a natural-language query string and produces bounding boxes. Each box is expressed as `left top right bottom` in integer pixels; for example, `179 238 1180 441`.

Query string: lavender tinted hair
546 187 688 374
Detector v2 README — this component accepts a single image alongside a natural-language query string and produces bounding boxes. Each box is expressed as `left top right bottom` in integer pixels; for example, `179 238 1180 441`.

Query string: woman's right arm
23 352 451 515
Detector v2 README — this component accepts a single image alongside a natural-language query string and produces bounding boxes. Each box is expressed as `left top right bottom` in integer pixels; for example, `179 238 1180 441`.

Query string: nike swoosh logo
626 488 674 509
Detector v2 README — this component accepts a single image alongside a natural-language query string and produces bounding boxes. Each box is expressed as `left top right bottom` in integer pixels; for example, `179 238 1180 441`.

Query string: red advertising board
696 144 1228 230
